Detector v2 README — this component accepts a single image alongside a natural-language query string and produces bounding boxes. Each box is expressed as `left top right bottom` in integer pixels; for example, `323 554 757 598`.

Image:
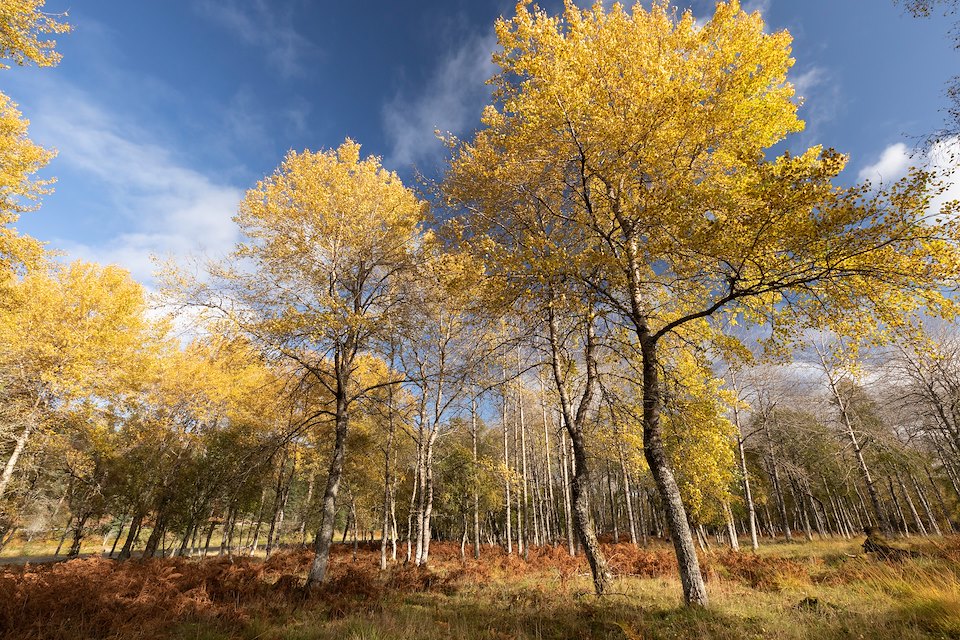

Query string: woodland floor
2 536 960 639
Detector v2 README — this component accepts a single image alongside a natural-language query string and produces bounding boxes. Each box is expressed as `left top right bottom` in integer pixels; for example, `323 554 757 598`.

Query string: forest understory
3 536 960 640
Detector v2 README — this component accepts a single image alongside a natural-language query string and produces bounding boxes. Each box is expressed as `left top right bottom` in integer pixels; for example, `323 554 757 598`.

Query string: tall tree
446 0 960 606
175 140 425 587
0 262 150 502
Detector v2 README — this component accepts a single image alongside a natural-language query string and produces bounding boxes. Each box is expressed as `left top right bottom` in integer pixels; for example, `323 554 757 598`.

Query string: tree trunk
502 366 513 555
471 395 481 560
0 421 34 501
143 513 167 559
888 477 910 536
724 502 740 551
381 385 396 570
912 473 941 536
517 347 531 558
898 472 927 536
606 461 619 543
732 396 759 550
109 517 127 558
618 440 638 545
55 515 73 557
539 371 559 546
306 381 351 589
118 511 143 561
420 435 437 564
818 349 889 532
559 429 575 555
68 512 89 557
547 303 609 593
763 418 792 542
639 333 708 606
926 466 955 532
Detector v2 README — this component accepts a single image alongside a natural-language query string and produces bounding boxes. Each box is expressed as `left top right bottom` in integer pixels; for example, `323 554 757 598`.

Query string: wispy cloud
27 82 242 285
197 0 316 78
858 142 912 183
857 138 960 216
382 32 497 171
742 0 772 17
788 65 842 137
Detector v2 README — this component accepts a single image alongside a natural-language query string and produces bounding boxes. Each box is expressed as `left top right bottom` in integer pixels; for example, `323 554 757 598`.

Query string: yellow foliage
0 0 69 69
661 350 737 521
447 0 960 356
0 92 54 291
0 261 152 402
227 139 425 352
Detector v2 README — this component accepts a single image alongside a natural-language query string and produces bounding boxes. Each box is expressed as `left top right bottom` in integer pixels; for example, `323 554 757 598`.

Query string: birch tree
446 0 960 606
175 140 425 587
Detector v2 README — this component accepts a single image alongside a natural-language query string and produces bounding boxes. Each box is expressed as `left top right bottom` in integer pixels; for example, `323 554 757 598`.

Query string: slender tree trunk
725 502 740 551
559 429 575 556
606 461 619 543
926 466 955 532
405 448 419 563
420 435 437 564
118 511 143 561
306 377 351 589
201 515 216 557
55 515 73 557
547 303 609 593
618 441 638 545
0 404 39 501
471 395 481 560
300 471 315 545
502 365 513 555
898 472 927 536
249 489 267 556
109 517 127 558
788 475 813 542
68 512 89 557
912 473 941 536
539 371 559 546
517 348 530 559
381 384 396 570
390 485 398 561
888 477 910 536
818 349 888 532
763 418 792 542
731 391 759 550
144 512 167 559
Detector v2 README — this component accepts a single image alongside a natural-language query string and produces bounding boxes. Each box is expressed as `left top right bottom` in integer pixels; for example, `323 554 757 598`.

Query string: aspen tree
446 0 960 605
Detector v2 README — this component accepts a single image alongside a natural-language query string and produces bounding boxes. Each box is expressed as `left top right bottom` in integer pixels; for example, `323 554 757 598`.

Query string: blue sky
5 0 958 285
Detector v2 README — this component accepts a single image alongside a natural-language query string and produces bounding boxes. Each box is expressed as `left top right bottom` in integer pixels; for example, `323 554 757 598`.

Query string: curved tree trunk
640 333 708 607
547 302 610 594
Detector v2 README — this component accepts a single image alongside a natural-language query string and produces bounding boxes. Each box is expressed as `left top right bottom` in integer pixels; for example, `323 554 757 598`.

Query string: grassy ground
2 536 959 639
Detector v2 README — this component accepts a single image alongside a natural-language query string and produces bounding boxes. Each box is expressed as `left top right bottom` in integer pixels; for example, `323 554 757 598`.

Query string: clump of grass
858 563 960 635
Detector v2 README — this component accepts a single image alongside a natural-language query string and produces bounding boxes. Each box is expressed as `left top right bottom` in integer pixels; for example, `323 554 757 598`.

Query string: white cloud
197 0 316 78
791 67 824 103
927 137 960 216
858 142 912 183
28 84 243 285
742 0 772 17
382 32 497 171
788 65 842 134
857 137 960 217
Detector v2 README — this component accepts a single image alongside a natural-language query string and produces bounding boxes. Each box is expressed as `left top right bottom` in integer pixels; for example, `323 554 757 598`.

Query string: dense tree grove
3 0 960 611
